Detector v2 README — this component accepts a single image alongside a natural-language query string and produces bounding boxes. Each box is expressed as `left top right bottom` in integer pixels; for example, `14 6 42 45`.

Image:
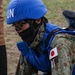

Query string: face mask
18 27 37 43
16 19 42 43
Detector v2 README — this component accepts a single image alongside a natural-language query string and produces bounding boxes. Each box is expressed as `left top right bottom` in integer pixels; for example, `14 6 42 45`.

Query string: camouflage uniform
51 33 75 75
16 55 38 75
16 24 45 75
16 25 75 75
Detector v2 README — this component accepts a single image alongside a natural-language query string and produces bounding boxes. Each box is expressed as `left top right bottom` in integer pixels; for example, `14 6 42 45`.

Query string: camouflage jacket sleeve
51 33 75 75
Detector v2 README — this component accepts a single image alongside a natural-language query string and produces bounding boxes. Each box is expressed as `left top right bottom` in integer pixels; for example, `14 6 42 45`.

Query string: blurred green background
3 0 75 27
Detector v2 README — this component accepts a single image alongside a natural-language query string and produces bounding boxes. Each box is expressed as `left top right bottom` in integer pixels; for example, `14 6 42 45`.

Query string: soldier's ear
35 19 41 24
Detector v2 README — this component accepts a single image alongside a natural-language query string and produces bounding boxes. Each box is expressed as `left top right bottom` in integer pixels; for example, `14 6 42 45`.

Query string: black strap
45 28 61 49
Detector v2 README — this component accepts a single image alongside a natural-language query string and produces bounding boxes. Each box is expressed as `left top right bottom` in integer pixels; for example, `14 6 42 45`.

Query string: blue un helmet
6 0 48 24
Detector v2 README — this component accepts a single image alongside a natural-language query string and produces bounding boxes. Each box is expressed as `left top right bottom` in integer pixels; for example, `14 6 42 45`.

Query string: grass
3 0 75 27
3 0 10 19
43 0 75 27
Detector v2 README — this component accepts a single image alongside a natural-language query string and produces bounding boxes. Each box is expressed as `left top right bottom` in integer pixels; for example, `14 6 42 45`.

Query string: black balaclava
17 19 41 44
18 27 36 43
17 17 48 44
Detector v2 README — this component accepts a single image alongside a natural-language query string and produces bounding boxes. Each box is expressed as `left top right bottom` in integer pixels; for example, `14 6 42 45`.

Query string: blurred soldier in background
0 0 7 75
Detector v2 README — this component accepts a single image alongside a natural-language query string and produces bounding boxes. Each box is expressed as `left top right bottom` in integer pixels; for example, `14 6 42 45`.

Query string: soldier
0 0 7 75
6 0 75 75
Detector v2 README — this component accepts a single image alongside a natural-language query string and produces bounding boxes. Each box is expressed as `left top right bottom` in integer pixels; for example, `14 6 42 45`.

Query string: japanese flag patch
49 47 58 60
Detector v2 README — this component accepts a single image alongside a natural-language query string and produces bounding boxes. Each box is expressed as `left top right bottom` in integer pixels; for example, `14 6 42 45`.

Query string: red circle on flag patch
51 51 55 56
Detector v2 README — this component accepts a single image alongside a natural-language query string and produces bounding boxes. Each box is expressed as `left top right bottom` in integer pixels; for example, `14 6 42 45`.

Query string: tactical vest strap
45 28 61 49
